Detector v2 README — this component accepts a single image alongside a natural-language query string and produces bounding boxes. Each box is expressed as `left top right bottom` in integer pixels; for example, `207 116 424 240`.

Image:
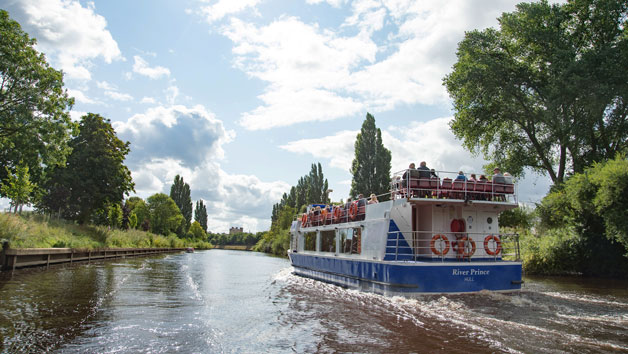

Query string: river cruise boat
288 169 523 295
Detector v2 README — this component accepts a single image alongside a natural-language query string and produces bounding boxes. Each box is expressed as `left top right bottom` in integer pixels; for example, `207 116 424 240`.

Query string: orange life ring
349 201 358 220
452 236 476 257
484 235 502 255
301 213 307 225
333 206 342 221
430 234 450 256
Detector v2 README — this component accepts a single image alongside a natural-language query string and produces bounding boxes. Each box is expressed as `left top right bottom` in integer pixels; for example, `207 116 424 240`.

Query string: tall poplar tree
194 199 208 232
350 113 392 200
170 175 192 231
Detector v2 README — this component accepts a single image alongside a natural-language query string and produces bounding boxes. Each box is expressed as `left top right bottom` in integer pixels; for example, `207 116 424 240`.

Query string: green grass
0 212 213 250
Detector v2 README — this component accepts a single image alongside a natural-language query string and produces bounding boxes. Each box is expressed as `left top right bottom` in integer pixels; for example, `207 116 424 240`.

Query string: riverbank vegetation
0 212 211 250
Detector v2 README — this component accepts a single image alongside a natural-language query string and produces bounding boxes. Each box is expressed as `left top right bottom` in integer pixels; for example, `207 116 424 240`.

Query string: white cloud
4 0 122 80
104 90 133 101
280 130 358 170
115 104 233 167
141 97 157 104
306 0 347 7
165 85 179 105
199 0 262 23
132 55 171 79
96 81 117 91
69 110 86 122
217 0 558 130
67 88 101 105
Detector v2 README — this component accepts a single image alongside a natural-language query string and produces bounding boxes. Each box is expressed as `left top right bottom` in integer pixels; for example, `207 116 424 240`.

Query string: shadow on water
1 250 627 353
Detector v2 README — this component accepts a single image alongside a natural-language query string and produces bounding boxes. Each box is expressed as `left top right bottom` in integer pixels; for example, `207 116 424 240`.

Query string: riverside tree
39 113 134 223
0 10 75 189
443 0 628 183
1 164 35 213
147 193 185 236
350 113 392 200
194 199 208 232
170 175 192 232
270 163 329 223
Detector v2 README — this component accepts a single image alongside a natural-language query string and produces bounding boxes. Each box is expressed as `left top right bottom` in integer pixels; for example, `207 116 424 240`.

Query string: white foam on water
556 312 628 326
541 291 628 308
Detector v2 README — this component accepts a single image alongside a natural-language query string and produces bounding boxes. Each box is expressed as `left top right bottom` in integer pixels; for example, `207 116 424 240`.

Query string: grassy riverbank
0 213 212 250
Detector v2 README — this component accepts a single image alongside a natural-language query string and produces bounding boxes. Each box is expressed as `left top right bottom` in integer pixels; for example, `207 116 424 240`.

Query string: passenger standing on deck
368 193 379 204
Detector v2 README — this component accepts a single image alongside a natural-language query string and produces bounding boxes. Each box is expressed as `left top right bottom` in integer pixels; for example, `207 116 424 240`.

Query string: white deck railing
385 230 520 262
390 169 517 204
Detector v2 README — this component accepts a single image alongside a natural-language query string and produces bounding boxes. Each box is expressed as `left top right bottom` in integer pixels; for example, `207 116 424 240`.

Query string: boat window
321 230 336 253
304 232 316 251
339 228 361 255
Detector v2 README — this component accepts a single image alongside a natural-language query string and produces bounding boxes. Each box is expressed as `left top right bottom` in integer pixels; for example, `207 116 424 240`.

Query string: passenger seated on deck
469 174 477 182
455 171 467 181
430 169 438 178
402 163 417 187
417 161 431 179
492 167 505 184
479 175 488 182
503 172 513 184
368 193 379 204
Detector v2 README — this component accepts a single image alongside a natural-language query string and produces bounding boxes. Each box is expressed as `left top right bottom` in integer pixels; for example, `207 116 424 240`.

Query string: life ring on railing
430 234 450 256
301 213 308 225
484 235 502 255
333 206 342 221
452 236 476 257
349 201 358 220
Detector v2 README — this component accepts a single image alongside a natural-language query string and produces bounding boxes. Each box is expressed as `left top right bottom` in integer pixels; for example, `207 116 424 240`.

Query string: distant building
229 226 244 235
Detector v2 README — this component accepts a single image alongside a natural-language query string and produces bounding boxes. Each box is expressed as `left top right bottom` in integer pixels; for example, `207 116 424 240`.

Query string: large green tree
0 10 75 189
170 175 192 231
194 199 208 232
444 0 628 184
147 193 185 236
350 113 392 200
39 113 134 223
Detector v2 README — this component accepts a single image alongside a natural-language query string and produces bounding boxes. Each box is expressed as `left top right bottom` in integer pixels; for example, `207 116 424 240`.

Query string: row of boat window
303 228 362 255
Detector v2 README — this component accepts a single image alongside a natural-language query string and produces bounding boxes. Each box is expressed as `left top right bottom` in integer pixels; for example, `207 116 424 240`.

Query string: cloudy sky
3 0 556 232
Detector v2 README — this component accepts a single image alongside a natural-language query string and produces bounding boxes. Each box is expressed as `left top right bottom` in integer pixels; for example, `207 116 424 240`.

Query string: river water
0 249 626 353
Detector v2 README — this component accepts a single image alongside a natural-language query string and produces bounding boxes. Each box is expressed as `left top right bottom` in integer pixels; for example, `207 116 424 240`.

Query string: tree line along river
0 249 626 353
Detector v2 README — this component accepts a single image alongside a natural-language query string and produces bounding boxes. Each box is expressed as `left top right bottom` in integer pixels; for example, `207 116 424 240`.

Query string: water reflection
0 251 627 353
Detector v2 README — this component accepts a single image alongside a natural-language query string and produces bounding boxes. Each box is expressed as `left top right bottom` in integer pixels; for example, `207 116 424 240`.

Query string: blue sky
3 0 556 232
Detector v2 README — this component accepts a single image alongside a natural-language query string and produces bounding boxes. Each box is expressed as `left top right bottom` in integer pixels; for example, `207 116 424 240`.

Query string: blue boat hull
289 252 522 295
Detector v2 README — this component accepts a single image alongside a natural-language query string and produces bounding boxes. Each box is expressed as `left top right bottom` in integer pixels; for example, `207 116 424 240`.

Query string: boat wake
273 267 628 353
